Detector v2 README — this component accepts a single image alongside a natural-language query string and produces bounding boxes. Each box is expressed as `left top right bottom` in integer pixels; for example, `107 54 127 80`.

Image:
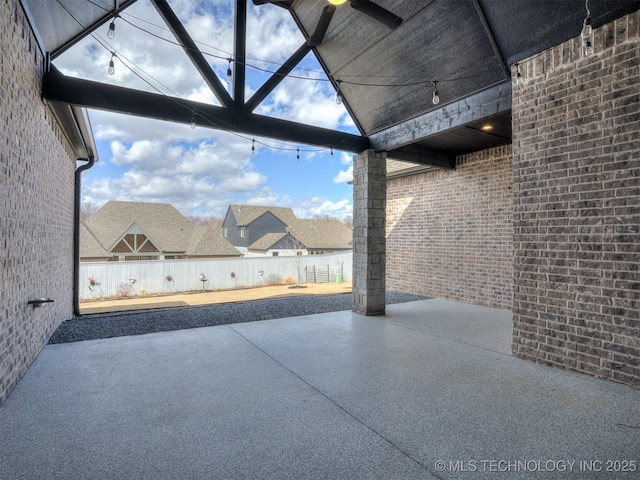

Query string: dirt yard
80 282 353 314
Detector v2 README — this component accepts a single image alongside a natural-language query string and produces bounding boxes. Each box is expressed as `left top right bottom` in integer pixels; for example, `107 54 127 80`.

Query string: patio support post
352 149 386 315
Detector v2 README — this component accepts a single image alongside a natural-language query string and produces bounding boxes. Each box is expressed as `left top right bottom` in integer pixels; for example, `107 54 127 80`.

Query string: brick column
352 149 386 315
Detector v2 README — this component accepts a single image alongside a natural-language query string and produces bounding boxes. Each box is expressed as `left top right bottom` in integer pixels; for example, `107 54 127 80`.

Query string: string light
107 16 117 39
190 108 196 129
335 79 343 105
296 148 300 162
581 0 593 57
226 58 233 85
57 0 342 157
71 1 496 92
514 63 523 86
251 139 256 155
117 10 487 88
108 52 116 75
431 81 440 105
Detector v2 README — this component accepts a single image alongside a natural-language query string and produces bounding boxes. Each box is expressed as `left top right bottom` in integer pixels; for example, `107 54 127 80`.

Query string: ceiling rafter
232 0 247 107
472 0 510 81
245 42 311 112
43 65 370 153
151 0 233 108
49 0 139 60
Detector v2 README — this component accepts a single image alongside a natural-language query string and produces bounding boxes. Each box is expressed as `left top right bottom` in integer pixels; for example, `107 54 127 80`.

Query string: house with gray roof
81 201 240 261
222 204 352 257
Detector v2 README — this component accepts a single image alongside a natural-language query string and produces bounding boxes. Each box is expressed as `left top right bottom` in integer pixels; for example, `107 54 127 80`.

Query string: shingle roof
248 232 289 251
229 204 297 227
83 201 239 258
289 218 352 250
79 222 110 258
231 204 352 251
85 201 193 253
187 222 241 257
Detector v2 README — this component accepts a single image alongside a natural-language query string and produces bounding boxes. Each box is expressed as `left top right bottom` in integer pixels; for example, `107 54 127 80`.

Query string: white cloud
293 197 353 220
340 152 353 165
333 165 353 184
256 75 350 130
332 153 353 183
61 0 356 220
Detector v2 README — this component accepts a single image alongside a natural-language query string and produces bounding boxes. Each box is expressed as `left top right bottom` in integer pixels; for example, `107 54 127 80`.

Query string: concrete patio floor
1 299 638 479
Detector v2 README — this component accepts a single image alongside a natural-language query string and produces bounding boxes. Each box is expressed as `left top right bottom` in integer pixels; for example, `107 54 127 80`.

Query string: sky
54 0 356 220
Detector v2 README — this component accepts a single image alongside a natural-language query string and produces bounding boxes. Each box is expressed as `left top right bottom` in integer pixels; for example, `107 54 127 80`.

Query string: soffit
24 0 640 163
22 0 137 58
289 0 638 137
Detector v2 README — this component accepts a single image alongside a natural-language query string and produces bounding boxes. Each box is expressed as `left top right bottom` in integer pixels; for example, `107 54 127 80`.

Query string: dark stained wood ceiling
24 0 640 166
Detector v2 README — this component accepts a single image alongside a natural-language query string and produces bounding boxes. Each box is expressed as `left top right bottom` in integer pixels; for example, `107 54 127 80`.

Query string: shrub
117 283 134 297
265 273 282 285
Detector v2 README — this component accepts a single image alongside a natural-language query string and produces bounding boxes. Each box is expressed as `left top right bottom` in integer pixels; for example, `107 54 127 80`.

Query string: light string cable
55 0 332 155
89 0 490 88
120 13 491 87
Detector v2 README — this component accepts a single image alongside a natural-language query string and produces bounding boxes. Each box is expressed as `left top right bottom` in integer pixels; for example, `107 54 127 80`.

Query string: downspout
74 157 95 316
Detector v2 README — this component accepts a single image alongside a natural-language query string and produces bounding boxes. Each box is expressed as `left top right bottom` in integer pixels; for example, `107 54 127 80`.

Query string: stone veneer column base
352 150 386 315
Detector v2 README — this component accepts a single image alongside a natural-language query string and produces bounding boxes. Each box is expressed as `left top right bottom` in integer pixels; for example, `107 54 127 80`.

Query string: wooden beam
369 81 512 152
245 42 311 112
233 0 247 108
151 0 233 108
43 66 370 153
472 0 510 80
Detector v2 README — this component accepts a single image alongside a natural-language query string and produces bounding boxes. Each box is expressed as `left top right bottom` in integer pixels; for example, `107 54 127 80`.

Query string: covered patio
1 299 638 479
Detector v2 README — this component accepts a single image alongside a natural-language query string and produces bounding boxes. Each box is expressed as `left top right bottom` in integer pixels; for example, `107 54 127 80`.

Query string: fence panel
80 252 352 300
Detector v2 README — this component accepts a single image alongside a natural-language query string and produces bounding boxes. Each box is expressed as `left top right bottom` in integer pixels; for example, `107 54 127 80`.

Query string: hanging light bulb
251 139 256 155
108 52 115 75
335 79 343 105
581 0 594 56
431 81 440 105
226 58 233 85
330 147 334 157
514 63 523 86
190 109 197 129
296 148 300 162
107 18 116 39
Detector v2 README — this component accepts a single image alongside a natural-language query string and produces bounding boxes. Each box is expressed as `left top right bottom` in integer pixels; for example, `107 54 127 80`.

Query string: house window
223 228 228 238
240 227 247 238
296 251 302 256
272 252 278 256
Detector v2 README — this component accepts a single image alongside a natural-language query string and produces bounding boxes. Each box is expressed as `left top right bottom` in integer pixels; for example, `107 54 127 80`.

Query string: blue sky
55 0 356 219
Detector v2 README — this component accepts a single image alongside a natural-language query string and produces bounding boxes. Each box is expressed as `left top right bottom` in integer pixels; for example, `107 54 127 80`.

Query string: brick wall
386 145 514 309
1 0 77 404
512 11 640 387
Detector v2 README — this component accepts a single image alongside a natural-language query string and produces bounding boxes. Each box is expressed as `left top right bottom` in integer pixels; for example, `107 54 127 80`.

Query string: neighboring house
222 204 352 257
81 201 240 261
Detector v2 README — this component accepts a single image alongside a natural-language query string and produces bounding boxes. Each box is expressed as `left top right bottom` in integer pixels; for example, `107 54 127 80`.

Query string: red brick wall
386 145 514 309
512 11 640 387
0 0 76 404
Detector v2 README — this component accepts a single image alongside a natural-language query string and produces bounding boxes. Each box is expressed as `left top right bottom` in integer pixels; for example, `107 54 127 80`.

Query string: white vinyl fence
80 252 352 300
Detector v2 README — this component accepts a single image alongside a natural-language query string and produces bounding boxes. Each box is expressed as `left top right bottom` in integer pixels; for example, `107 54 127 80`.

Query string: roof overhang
23 1 640 169
47 102 98 161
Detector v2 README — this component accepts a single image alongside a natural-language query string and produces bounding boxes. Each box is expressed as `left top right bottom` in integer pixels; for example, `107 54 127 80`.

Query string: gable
222 207 238 229
85 201 194 252
107 222 161 255
250 211 288 230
